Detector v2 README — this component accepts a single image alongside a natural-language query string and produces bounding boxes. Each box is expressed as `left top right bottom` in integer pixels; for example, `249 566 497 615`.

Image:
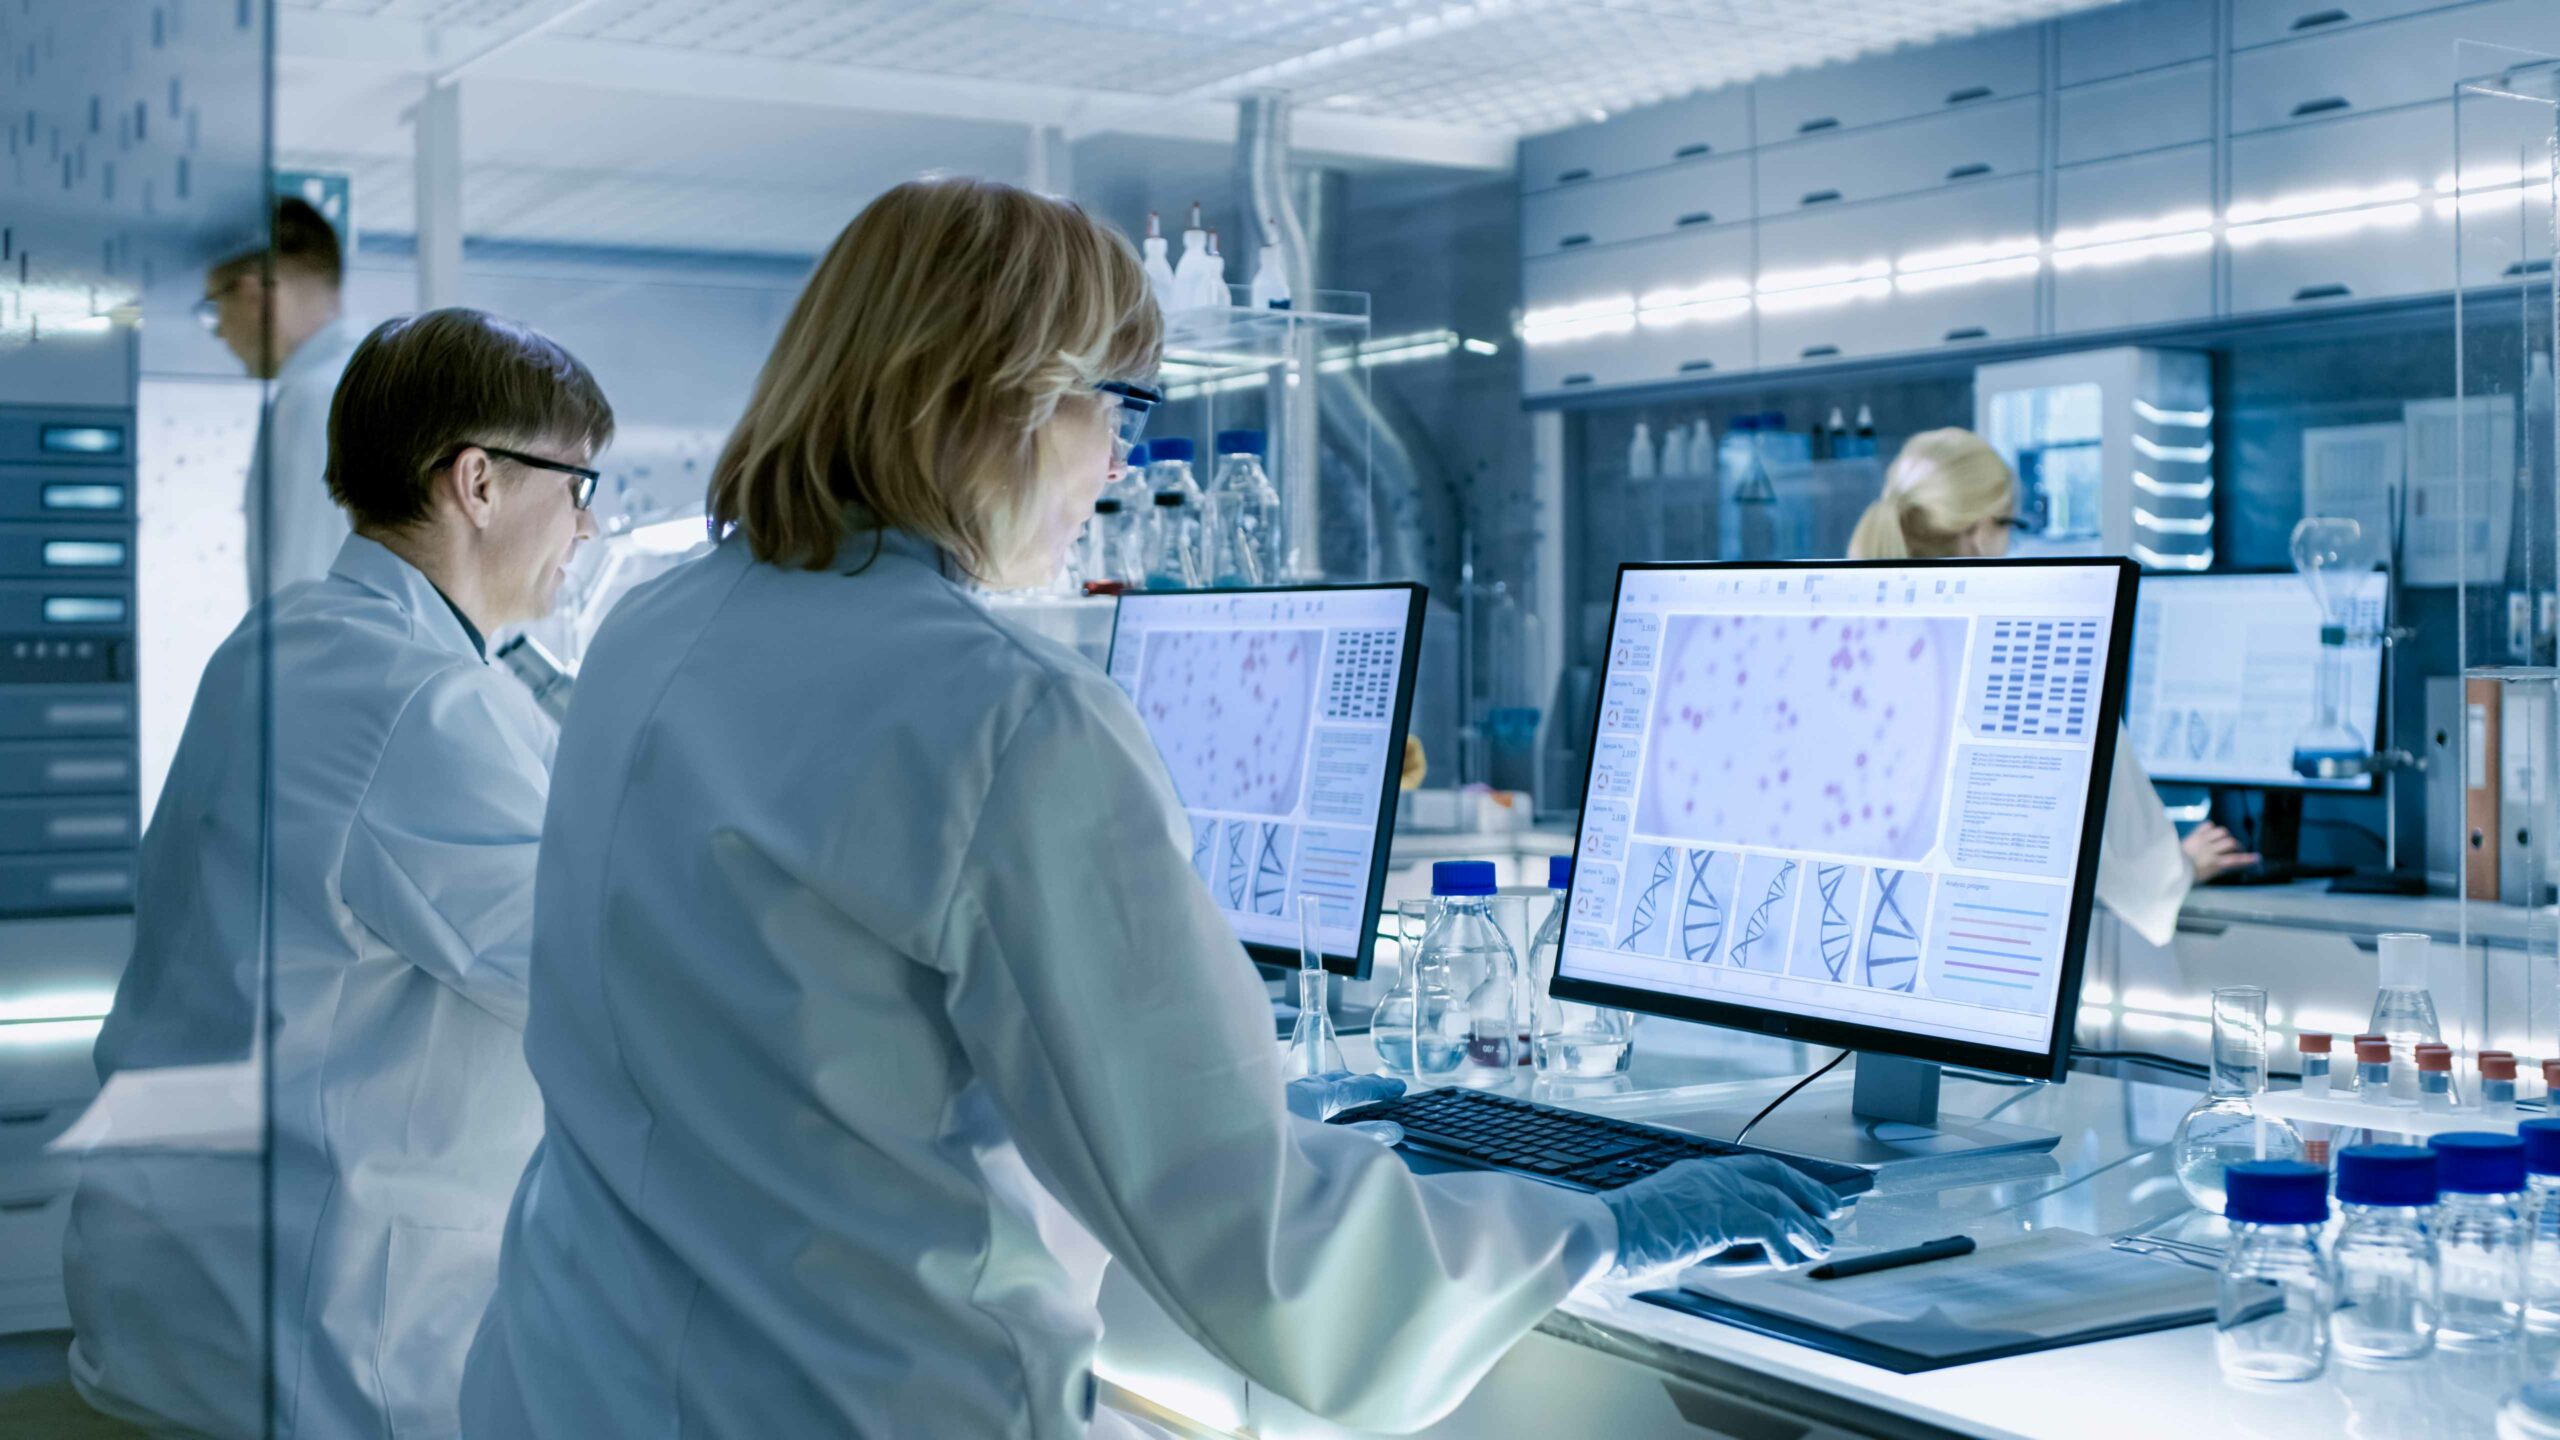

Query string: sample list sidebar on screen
1561 565 2122 1055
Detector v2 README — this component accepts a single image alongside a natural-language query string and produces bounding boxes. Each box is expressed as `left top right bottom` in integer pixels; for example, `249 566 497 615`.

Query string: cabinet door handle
0 1109 51 1127
1556 167 1593 185
1560 373 1596 386
1800 344 1842 359
1673 142 1713 160
1675 211 1714 228
1676 359 1717 374
2506 259 2554 277
2175 917 2231 938
0 1195 56 1215
1557 233 1593 248
2292 283 2352 302
2291 7 2351 30
1797 116 1840 134
1945 85 1994 106
1944 326 1990 342
2290 96 2352 118
1945 162 1993 181
1800 189 1843 207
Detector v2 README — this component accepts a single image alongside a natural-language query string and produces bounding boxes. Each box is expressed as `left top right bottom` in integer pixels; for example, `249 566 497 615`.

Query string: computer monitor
2125 570 2389 792
1550 558 2138 1166
1107 583 1425 979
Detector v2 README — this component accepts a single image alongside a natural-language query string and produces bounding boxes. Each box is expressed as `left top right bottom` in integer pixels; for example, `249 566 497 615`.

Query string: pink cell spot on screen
1855 752 1867 768
1909 638 1926 661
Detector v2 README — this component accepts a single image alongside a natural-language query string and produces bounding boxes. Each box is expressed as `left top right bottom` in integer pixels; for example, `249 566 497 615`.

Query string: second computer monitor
1550 558 2138 1084
1106 583 1425 979
2124 570 2389 791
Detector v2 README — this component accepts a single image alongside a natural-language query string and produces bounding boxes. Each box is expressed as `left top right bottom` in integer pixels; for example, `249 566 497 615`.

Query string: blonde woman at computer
1847 428 2256 944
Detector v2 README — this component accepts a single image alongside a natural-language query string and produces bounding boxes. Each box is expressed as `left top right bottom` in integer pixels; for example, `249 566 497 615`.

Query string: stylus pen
1807 1234 1975 1281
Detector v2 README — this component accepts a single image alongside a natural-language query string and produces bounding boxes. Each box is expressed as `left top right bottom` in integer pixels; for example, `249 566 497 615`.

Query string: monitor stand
1701 1054 2060 1170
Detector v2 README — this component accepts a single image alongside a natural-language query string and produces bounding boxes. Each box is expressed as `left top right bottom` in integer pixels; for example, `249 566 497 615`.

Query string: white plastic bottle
1659 423 1687 479
1170 203 1213 311
2370 932 2443 1104
1248 224 1292 311
1139 212 1177 313
1628 422 1655 481
1181 228 1230 310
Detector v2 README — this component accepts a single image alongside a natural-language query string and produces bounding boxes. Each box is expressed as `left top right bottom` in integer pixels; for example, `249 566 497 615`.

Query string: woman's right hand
2183 821 2260 884
1598 1156 1851 1277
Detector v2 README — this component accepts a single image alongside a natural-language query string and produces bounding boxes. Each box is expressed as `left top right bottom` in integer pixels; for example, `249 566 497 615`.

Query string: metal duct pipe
1236 90 1328 575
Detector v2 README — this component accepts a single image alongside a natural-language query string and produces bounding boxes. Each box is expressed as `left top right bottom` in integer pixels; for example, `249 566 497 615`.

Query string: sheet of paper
48 1060 262 1155
2302 421 2402 560
2403 396 2516 588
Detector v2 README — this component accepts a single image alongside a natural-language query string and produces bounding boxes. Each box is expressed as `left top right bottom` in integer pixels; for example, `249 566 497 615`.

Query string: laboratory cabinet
2228 0 2560 136
1522 226 1755 393
2056 62 2215 165
1755 178 2042 366
2231 0 2481 51
0 686 134 741
1517 85 1751 194
1519 153 1751 259
2057 0 2216 85
1752 95 2041 216
1752 25 2043 142
0 852 134 912
0 740 136 798
0 797 134 853
0 524 131 579
0 466 129 522
2052 147 2219 333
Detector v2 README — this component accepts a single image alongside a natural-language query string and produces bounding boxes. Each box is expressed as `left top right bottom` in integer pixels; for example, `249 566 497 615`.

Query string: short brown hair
707 177 1161 577
326 308 615 532
210 196 342 290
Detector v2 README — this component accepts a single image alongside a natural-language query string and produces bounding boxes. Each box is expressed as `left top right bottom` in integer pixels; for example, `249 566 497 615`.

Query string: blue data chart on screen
1971 618 2098 740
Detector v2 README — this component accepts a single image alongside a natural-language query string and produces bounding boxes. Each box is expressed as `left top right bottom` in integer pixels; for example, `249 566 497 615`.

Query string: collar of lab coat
326 534 489 666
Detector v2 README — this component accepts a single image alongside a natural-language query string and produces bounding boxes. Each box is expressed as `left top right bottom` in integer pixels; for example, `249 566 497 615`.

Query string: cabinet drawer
0 739 136 797
2228 103 2460 311
0 795 137 853
0 1101 84 1166
2232 0 2461 49
0 524 131 580
1521 154 1750 258
1756 96 2040 214
2059 0 2215 85
2230 0 2560 135
0 579 131 633
0 851 135 913
1523 228 1755 395
0 465 131 521
1756 178 2041 365
0 410 129 467
0 1183 73 1283
1754 25 2042 141
1519 85 1751 192
2058 62 2213 165
2054 146 2219 332
0 686 134 740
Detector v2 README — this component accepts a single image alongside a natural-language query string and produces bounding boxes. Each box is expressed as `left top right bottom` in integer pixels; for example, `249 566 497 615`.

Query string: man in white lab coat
65 308 611 1439
197 197 365 599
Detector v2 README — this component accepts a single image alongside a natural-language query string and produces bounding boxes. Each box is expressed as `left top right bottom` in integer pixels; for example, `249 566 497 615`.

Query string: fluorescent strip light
0 988 117 1024
1753 277 1893 314
2132 469 2212 499
2226 201 2421 248
1895 234 2041 274
2050 209 2217 251
1638 297 1752 328
2134 505 2214 535
1520 295 1634 330
2132 398 2213 428
2130 541 2212 570
1520 313 1637 346
1461 338 1499 356
1892 254 2040 293
0 1018 104 1048
2226 179 2421 226
2132 433 2213 464
1638 278 1751 309
2049 230 2213 272
1756 258 1891 295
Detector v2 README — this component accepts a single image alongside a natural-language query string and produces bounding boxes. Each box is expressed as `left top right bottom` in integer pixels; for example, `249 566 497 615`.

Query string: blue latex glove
1599 1155 1849 1277
1285 1070 1405 1122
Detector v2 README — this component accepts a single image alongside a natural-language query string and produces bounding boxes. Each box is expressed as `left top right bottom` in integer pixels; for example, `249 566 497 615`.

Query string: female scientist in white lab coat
461 178 1844 1440
1847 428 2258 942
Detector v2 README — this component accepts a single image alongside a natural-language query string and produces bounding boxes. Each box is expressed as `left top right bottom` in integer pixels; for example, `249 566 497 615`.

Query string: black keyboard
1328 1086 1874 1198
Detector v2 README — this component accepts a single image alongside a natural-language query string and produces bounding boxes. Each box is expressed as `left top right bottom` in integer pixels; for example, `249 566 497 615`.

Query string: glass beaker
1371 897 1461 1084
2174 986 2306 1213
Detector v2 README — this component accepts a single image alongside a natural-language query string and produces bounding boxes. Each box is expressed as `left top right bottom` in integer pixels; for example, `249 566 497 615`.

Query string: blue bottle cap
2431 1132 2528 1194
2336 1145 2439 1207
1548 854 1573 891
2224 1161 2329 1225
2523 1119 2560 1178
1214 428 1266 456
1124 441 1150 469
1431 860 1497 897
1150 437 1195 463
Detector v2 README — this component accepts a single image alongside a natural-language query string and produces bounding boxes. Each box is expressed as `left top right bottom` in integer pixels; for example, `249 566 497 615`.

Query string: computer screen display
1551 559 2136 1079
2124 570 2388 791
1107 584 1424 978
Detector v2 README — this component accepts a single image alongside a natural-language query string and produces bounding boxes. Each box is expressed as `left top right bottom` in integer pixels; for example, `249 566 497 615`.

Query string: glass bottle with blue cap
2217 1159 2335 1383
1413 861 1512 1087
1371 863 1476 1084
2331 1144 2439 1363
2430 1131 2530 1346
2522 1118 2560 1331
1529 856 1636 1077
1207 429 1282 587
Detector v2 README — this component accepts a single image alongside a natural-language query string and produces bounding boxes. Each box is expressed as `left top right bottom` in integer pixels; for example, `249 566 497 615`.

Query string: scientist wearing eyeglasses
196 197 368 600
64 308 610 1440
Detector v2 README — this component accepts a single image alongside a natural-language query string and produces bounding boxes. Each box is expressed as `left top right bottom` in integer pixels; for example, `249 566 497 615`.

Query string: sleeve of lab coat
339 666 550 1030
935 676 1617 1434
2094 732 2192 948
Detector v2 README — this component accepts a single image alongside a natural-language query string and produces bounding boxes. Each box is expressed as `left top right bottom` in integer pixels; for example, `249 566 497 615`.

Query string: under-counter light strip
1522 170 2558 346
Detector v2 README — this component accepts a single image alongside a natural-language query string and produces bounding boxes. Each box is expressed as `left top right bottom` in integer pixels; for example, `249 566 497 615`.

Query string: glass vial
2481 1052 2518 1115
2417 1044 2456 1112
2332 1144 2440 1364
2218 1161 2335 1383
2298 1031 2332 1098
2357 1035 2399 1107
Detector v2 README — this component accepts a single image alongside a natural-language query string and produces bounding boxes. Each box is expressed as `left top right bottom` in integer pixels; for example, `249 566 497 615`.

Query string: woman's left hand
2183 821 2260 884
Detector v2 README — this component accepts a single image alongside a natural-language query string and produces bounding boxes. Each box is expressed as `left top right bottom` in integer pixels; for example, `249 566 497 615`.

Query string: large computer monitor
1107 583 1425 979
2125 570 2389 792
1550 558 2138 1165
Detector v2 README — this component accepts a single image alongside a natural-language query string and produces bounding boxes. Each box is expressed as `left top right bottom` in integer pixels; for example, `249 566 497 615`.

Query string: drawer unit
2054 145 2219 332
1755 178 2042 366
0 739 137 797
1522 228 1755 395
2227 101 2477 313
1520 153 1751 258
1755 95 2040 215
0 464 131 521
0 686 135 740
0 409 128 466
1754 25 2041 141
2057 61 2214 165
0 1099 83 1166
0 796 138 853
2232 0 2463 50
0 579 131 633
0 851 136 913
2059 0 2215 85
1519 85 1751 193
0 523 130 579
2230 0 2560 135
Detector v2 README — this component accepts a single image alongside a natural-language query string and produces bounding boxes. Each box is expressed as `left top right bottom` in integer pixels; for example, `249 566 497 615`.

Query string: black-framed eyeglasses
1095 379 1163 457
192 277 246 334
446 444 601 510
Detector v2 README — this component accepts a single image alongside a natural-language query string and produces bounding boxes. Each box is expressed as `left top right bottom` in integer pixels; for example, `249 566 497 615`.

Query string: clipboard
1635 1229 2221 1374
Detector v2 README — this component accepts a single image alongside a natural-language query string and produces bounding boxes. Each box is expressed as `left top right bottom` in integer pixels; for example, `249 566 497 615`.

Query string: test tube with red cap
2415 1044 2455 1112
2480 1052 2518 1114
2357 1036 2398 1107
2299 1032 2333 1098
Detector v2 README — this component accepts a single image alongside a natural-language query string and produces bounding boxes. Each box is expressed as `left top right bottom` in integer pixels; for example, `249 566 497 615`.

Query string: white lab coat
2095 733 2193 947
245 313 363 599
67 535 554 1439
459 530 1616 1440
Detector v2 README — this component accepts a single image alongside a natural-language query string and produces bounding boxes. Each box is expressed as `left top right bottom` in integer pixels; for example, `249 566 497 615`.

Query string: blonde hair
708 177 1162 577
1846 427 2018 559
